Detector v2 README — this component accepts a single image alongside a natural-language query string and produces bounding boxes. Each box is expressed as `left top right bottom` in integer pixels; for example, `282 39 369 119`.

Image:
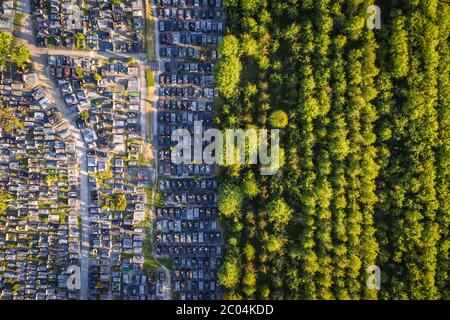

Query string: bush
75 66 84 78
45 174 59 186
80 111 89 121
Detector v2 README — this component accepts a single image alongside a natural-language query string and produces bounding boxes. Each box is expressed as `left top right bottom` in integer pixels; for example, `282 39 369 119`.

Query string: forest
215 0 450 299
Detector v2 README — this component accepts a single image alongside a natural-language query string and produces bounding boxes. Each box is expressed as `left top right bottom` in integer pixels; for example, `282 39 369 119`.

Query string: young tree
243 243 255 262
243 171 259 197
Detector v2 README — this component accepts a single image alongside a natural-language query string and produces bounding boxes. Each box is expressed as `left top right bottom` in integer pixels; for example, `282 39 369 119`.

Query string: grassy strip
157 257 173 271
146 69 154 88
145 5 156 61
143 236 160 273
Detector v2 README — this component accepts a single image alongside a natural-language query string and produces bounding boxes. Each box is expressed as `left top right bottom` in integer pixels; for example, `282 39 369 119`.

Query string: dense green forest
215 0 450 299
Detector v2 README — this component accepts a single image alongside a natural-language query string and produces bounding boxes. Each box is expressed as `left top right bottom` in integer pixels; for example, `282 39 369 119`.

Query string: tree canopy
218 183 244 217
0 31 30 70
216 0 450 300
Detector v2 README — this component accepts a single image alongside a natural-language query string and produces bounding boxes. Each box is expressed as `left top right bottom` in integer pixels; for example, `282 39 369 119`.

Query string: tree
10 43 30 68
218 259 240 289
389 12 409 78
45 174 58 186
241 0 264 15
219 35 240 57
0 106 25 134
240 34 259 57
216 34 243 99
0 31 29 70
266 199 292 228
243 171 259 197
268 110 288 128
218 183 244 217
285 23 300 42
243 243 255 261
113 194 127 211
80 111 89 121
75 33 86 49
146 69 154 88
0 192 12 214
242 268 257 296
266 235 284 253
215 56 242 99
260 285 270 299
0 32 13 71
223 0 238 8
75 66 84 78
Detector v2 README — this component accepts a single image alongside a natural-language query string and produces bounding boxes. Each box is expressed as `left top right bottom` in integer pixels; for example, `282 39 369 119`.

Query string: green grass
157 257 174 271
13 12 24 30
47 36 56 48
172 291 181 300
145 187 152 202
145 7 156 60
75 33 86 49
146 69 155 88
97 170 113 181
120 252 134 259
142 237 159 273
58 209 68 223
154 191 164 207
137 152 148 166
